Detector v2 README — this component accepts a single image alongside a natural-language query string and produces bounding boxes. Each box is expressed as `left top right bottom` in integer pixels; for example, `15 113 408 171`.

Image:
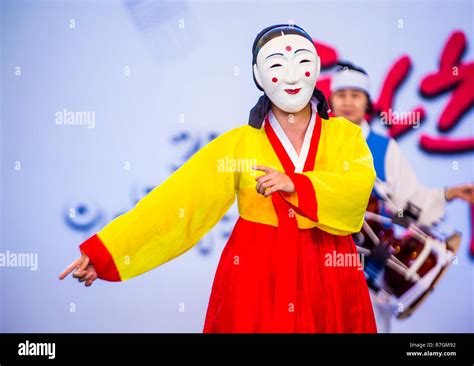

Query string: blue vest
364 129 392 285
365 128 392 220
366 129 390 182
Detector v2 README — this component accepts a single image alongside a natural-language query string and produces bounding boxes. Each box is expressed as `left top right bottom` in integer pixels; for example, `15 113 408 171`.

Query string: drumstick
386 257 420 282
356 246 371 256
364 211 392 225
362 220 381 245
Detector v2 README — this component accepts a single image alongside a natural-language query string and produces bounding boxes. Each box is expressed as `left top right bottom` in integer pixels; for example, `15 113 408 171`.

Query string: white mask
253 33 321 113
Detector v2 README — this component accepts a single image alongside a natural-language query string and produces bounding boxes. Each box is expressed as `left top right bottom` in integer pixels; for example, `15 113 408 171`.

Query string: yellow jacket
80 116 375 281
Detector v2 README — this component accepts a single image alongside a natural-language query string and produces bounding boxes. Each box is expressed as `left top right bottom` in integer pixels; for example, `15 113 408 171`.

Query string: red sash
263 113 321 332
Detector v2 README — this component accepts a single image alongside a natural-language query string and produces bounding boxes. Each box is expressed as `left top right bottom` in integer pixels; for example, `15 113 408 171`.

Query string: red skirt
203 217 377 333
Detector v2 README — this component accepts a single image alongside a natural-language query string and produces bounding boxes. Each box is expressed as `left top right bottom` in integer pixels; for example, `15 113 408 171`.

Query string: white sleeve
384 139 446 226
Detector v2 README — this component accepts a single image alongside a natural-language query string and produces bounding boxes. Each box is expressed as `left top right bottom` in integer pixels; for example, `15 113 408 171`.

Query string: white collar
360 119 370 140
267 97 317 173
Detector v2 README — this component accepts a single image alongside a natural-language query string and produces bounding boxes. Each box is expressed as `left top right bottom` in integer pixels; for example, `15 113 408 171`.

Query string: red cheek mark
305 71 311 77
286 46 292 52
272 77 278 83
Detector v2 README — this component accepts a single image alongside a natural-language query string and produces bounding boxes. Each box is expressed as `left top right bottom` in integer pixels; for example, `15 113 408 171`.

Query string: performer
60 25 377 333
329 62 474 332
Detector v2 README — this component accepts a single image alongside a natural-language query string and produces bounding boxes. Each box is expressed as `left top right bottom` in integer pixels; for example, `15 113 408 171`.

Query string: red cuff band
79 234 121 282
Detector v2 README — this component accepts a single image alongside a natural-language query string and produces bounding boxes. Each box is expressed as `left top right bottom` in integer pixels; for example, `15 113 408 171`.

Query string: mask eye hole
270 64 282 68
299 59 311 63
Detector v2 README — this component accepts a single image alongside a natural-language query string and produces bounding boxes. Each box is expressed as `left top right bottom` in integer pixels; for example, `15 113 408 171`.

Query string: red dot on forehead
285 45 292 51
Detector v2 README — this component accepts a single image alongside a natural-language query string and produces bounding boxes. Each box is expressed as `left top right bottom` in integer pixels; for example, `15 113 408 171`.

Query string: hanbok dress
79 97 378 333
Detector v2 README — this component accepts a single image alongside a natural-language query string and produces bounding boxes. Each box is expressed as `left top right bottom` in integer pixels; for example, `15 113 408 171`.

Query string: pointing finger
59 258 81 280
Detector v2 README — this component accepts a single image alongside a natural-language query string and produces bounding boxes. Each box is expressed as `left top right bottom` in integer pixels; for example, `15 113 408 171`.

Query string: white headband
331 69 371 96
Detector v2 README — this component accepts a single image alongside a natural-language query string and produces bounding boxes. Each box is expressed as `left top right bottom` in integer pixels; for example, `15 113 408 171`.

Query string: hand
445 183 474 204
253 165 295 197
59 254 98 287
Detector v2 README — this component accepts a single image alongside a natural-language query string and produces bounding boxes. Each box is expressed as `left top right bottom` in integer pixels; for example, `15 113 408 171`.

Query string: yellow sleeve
80 128 240 281
285 123 375 236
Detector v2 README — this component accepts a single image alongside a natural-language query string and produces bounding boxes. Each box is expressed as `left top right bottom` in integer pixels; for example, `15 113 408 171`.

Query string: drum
355 195 461 319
